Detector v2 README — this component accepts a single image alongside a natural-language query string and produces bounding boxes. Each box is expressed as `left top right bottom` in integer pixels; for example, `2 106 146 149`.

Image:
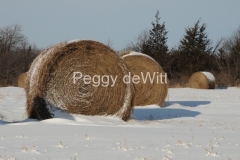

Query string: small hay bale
121 51 168 107
189 71 216 89
25 40 134 121
18 72 27 88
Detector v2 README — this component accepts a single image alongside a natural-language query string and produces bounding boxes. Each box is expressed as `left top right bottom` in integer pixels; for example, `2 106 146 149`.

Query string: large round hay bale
189 71 216 89
121 51 168 107
25 40 134 121
18 72 27 88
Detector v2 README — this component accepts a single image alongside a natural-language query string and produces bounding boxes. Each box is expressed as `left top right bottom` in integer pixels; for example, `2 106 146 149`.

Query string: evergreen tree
177 19 212 75
123 11 169 71
145 11 168 70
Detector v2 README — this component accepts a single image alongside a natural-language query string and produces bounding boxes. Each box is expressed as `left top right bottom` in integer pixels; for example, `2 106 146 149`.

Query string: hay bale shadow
0 118 38 125
164 100 211 107
0 111 76 125
215 86 228 89
0 120 6 125
29 96 75 121
132 108 201 121
51 110 76 121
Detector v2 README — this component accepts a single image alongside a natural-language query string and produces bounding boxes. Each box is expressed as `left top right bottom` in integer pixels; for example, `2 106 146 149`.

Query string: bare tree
0 24 40 86
215 26 240 86
0 24 26 52
123 29 149 52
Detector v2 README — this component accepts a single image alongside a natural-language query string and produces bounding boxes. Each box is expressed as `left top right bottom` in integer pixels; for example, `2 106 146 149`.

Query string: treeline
124 11 240 87
1 11 240 87
0 24 40 86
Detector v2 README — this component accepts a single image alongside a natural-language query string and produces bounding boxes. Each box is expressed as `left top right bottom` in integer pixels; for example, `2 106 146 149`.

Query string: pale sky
1 0 239 51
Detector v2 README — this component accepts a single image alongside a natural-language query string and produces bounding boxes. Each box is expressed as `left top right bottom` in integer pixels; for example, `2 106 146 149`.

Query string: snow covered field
0 87 240 160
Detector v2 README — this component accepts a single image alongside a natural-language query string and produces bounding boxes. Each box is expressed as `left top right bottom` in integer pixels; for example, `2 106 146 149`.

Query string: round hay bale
25 40 134 121
121 51 168 107
189 71 216 89
18 72 27 88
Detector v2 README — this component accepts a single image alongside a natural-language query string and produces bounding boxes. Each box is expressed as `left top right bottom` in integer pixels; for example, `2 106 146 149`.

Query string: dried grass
189 72 216 89
121 51 168 107
25 40 134 121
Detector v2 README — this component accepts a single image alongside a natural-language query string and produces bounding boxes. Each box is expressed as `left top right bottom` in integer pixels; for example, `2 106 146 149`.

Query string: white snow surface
68 39 82 44
122 51 159 65
1 86 240 159
67 39 94 44
201 71 215 83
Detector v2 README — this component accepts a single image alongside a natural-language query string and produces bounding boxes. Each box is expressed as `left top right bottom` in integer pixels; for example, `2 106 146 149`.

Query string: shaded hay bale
121 51 168 107
189 71 216 89
25 40 134 121
18 72 27 88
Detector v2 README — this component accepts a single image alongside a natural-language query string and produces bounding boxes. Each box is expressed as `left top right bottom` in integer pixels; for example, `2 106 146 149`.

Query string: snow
67 39 93 44
122 51 159 65
1 87 240 159
202 71 215 83
68 39 82 44
114 80 132 118
29 47 55 91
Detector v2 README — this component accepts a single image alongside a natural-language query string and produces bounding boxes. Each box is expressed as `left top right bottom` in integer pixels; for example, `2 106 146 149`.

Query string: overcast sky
1 0 239 51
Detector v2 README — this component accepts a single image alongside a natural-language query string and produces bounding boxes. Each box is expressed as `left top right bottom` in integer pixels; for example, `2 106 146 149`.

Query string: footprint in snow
57 141 67 148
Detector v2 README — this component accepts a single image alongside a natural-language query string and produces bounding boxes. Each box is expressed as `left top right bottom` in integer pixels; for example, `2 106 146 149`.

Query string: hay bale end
121 51 168 107
25 40 134 121
18 72 27 88
189 71 216 89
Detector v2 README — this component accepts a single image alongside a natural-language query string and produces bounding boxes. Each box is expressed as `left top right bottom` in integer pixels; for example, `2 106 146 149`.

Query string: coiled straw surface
189 71 216 89
25 40 133 121
121 51 168 107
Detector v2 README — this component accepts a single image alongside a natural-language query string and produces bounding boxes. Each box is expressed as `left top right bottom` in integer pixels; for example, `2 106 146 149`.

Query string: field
0 87 240 160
